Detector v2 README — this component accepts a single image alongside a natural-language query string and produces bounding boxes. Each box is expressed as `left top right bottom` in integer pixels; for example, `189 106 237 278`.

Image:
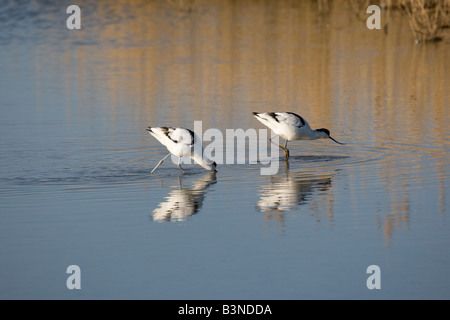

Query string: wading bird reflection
256 170 335 213
152 172 217 222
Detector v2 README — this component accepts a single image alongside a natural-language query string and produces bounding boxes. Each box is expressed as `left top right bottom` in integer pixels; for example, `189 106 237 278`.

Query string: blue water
0 0 449 299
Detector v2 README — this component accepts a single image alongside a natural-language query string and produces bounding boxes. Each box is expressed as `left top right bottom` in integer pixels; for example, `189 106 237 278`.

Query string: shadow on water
288 155 349 163
151 172 217 222
0 166 160 195
0 169 151 187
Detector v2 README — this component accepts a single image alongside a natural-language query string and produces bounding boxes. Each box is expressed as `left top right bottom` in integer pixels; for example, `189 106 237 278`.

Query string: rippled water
0 0 449 299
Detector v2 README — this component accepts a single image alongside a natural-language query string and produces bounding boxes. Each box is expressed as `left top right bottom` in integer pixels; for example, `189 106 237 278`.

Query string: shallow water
0 0 449 299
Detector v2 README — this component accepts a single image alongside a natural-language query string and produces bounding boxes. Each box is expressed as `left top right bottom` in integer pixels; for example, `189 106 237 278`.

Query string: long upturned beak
329 136 345 145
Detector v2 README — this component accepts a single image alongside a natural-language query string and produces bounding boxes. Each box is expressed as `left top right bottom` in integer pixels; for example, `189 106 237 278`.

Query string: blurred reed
401 0 450 42
165 0 449 43
349 0 450 42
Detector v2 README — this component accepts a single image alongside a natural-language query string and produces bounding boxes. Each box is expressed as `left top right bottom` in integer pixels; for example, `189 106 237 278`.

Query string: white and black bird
252 112 345 159
147 126 217 174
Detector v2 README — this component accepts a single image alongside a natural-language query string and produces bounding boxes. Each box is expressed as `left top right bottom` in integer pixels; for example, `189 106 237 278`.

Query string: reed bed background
166 0 450 43
348 0 450 42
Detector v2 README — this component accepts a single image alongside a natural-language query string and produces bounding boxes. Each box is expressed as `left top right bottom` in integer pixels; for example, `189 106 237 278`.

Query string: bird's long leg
268 134 289 160
278 140 290 160
269 134 279 146
177 156 187 174
151 153 172 174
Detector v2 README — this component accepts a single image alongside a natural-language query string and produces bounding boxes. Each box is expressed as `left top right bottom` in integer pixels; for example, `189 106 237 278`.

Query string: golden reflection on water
35 0 449 240
57 0 449 137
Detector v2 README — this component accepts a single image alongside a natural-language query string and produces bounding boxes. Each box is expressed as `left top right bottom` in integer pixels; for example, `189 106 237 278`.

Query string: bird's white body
253 112 327 141
149 127 192 158
253 112 344 159
147 126 216 172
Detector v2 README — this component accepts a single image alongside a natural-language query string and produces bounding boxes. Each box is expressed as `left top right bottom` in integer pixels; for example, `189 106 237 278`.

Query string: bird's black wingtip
146 127 153 132
252 112 259 116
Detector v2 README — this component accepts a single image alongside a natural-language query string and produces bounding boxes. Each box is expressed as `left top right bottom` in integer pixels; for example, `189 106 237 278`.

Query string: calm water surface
0 0 449 299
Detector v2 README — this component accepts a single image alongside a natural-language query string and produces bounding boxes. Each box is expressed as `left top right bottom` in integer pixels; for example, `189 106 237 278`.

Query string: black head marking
317 128 345 145
316 128 330 136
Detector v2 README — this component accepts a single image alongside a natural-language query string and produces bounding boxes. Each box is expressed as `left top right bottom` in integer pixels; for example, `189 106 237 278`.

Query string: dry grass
349 0 450 42
401 0 450 42
165 0 450 43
